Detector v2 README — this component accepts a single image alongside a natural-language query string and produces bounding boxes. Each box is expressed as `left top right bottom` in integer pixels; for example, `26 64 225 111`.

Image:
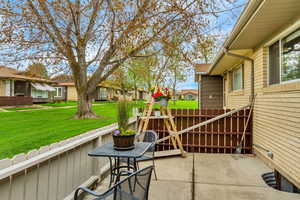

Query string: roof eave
208 0 264 75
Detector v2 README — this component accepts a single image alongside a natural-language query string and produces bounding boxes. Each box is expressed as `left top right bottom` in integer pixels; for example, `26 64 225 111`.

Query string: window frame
232 65 244 91
31 87 48 98
268 27 300 85
54 87 63 97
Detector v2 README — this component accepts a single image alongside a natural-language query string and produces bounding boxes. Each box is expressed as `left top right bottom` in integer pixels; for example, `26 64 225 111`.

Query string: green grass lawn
134 100 198 109
42 101 78 107
0 104 118 159
0 100 198 159
163 100 198 109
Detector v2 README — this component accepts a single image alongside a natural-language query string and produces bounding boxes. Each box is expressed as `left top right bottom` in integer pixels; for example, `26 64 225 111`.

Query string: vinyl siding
225 61 250 108
254 34 300 188
107 88 115 100
224 37 300 188
67 86 78 101
0 80 5 96
253 76 300 189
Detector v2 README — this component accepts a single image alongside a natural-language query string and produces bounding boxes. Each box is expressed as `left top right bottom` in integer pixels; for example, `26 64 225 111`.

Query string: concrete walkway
85 154 300 200
0 108 9 112
0 103 106 112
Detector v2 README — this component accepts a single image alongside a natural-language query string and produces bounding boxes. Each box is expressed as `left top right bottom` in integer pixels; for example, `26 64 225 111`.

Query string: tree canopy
25 63 48 78
0 0 241 118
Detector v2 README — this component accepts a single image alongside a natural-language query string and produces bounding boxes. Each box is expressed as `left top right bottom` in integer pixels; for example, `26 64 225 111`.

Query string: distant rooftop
0 66 53 83
178 89 198 95
194 64 211 74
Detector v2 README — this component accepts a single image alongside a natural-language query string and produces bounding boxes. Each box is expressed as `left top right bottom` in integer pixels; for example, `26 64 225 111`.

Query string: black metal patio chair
136 130 158 180
74 166 153 200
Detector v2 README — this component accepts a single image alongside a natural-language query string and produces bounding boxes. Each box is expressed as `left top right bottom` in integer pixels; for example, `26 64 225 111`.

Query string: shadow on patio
83 154 299 200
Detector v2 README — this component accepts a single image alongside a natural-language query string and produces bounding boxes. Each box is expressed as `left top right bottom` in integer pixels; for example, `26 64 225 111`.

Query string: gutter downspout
223 49 255 102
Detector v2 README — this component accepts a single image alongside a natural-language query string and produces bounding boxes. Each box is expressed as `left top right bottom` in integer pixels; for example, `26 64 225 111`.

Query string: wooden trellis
137 97 187 157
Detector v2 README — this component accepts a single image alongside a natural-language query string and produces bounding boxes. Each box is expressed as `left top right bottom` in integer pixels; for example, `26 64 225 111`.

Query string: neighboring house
137 89 146 100
54 82 139 101
0 66 55 106
53 79 147 101
177 89 198 100
51 74 149 101
52 83 68 101
202 0 300 192
195 64 223 109
130 88 148 101
96 84 122 101
51 75 72 101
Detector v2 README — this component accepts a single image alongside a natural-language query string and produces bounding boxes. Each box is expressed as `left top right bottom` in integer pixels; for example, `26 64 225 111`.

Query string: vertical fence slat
0 159 10 200
57 154 67 200
25 165 38 200
147 108 252 154
0 177 10 200
48 158 58 200
10 154 26 200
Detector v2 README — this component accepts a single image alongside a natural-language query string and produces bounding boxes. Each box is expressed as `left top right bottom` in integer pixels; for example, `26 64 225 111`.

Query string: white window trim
268 26 300 86
54 87 63 97
31 87 49 98
232 65 243 91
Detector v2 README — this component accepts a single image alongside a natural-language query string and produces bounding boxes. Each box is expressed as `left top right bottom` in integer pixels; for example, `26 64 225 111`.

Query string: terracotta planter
113 134 136 150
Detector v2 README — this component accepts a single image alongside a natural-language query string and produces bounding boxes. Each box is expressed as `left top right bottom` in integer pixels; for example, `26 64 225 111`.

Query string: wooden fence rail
143 108 252 154
0 96 33 107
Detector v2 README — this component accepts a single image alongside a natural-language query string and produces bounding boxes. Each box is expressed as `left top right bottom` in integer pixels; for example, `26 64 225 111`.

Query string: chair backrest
113 166 153 200
143 130 158 152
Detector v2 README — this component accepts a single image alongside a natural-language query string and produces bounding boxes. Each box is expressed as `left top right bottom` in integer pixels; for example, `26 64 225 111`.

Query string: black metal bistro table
88 142 152 187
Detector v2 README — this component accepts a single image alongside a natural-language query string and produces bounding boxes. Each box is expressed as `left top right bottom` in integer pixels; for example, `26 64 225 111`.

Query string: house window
232 66 243 91
31 88 48 98
269 28 300 84
54 87 63 97
99 88 108 100
5 80 12 96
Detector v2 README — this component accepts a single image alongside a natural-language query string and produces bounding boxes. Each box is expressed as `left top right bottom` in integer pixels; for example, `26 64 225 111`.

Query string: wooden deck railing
0 96 33 106
144 108 252 154
0 119 137 200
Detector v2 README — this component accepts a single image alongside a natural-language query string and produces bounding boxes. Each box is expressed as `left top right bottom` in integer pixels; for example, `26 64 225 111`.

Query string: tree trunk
73 90 99 119
173 86 176 105
173 68 177 105
134 85 138 100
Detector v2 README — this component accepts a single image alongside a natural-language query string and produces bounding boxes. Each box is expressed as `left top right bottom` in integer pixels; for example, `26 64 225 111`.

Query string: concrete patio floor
85 154 300 200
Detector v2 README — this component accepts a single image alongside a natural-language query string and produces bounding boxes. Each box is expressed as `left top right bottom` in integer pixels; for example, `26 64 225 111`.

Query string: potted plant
151 87 171 107
112 100 136 150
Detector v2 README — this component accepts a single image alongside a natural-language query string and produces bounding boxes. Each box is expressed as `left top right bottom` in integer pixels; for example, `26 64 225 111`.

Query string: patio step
140 115 174 119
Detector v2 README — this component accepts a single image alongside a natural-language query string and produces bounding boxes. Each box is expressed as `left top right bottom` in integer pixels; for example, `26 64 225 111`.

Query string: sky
177 0 247 90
